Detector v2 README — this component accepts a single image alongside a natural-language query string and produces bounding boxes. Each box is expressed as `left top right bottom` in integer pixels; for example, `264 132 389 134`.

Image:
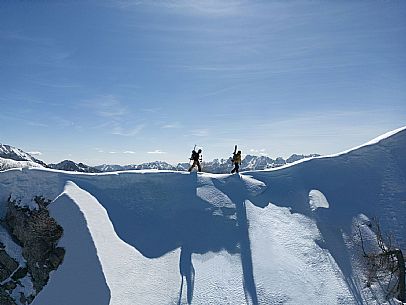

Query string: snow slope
0 144 46 166
0 126 405 305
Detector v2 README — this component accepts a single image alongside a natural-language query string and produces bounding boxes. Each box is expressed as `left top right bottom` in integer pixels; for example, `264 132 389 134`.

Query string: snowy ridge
0 156 44 171
254 125 406 172
0 126 405 305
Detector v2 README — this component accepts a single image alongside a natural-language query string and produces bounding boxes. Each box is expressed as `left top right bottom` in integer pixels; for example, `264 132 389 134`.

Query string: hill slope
0 127 405 305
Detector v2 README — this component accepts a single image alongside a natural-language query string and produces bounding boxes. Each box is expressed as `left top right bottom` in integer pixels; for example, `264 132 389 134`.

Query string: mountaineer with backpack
188 147 202 172
231 145 242 174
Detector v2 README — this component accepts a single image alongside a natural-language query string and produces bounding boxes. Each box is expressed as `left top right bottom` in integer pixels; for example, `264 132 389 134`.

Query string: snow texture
309 189 330 211
0 126 405 305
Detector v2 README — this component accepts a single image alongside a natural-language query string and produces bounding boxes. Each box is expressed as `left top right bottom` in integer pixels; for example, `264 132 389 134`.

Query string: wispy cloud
27 151 42 156
111 123 145 136
85 95 128 119
190 129 209 137
162 122 182 129
102 0 143 9
27 121 49 128
84 95 147 137
105 0 247 16
31 80 81 89
51 116 75 128
249 148 268 156
160 0 246 16
147 150 166 154
142 107 162 113
95 148 136 154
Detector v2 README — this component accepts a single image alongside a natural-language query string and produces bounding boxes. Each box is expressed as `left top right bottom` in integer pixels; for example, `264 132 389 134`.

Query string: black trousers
231 162 239 173
188 160 201 172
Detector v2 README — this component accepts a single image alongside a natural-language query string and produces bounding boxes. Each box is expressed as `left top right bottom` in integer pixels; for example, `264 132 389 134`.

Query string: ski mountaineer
231 147 242 174
188 148 202 172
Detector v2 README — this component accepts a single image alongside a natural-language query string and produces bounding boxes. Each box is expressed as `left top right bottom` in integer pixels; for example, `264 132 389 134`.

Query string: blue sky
1 0 405 165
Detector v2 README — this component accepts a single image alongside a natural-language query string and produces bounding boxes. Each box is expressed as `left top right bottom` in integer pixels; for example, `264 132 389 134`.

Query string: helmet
198 149 202 153
237 150 241 154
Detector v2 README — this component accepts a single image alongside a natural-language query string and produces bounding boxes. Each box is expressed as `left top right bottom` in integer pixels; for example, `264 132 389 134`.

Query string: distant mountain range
95 153 320 173
0 143 319 173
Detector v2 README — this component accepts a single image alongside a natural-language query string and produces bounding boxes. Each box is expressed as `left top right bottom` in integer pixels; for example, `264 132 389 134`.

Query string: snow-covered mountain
48 160 101 173
0 127 405 305
0 144 99 173
0 144 46 168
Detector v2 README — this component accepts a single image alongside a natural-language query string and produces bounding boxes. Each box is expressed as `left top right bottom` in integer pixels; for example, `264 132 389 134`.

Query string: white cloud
249 148 268 156
147 150 166 154
28 151 42 156
123 151 136 154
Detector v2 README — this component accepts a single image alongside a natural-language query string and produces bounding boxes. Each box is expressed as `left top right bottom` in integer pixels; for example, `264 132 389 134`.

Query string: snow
0 126 405 305
309 189 330 210
0 156 43 171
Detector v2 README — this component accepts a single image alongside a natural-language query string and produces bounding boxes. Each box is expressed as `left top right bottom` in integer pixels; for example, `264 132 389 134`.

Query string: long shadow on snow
72 171 261 304
246 131 406 304
73 172 239 258
178 246 195 305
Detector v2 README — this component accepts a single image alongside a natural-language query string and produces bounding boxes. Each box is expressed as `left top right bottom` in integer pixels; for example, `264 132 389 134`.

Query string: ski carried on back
230 145 237 163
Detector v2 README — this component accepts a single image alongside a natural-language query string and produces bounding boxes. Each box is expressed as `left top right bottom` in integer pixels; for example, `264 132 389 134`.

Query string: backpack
191 150 199 161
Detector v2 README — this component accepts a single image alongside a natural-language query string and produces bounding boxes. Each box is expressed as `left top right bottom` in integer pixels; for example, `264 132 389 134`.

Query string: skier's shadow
211 175 259 305
73 172 244 304
178 246 195 305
